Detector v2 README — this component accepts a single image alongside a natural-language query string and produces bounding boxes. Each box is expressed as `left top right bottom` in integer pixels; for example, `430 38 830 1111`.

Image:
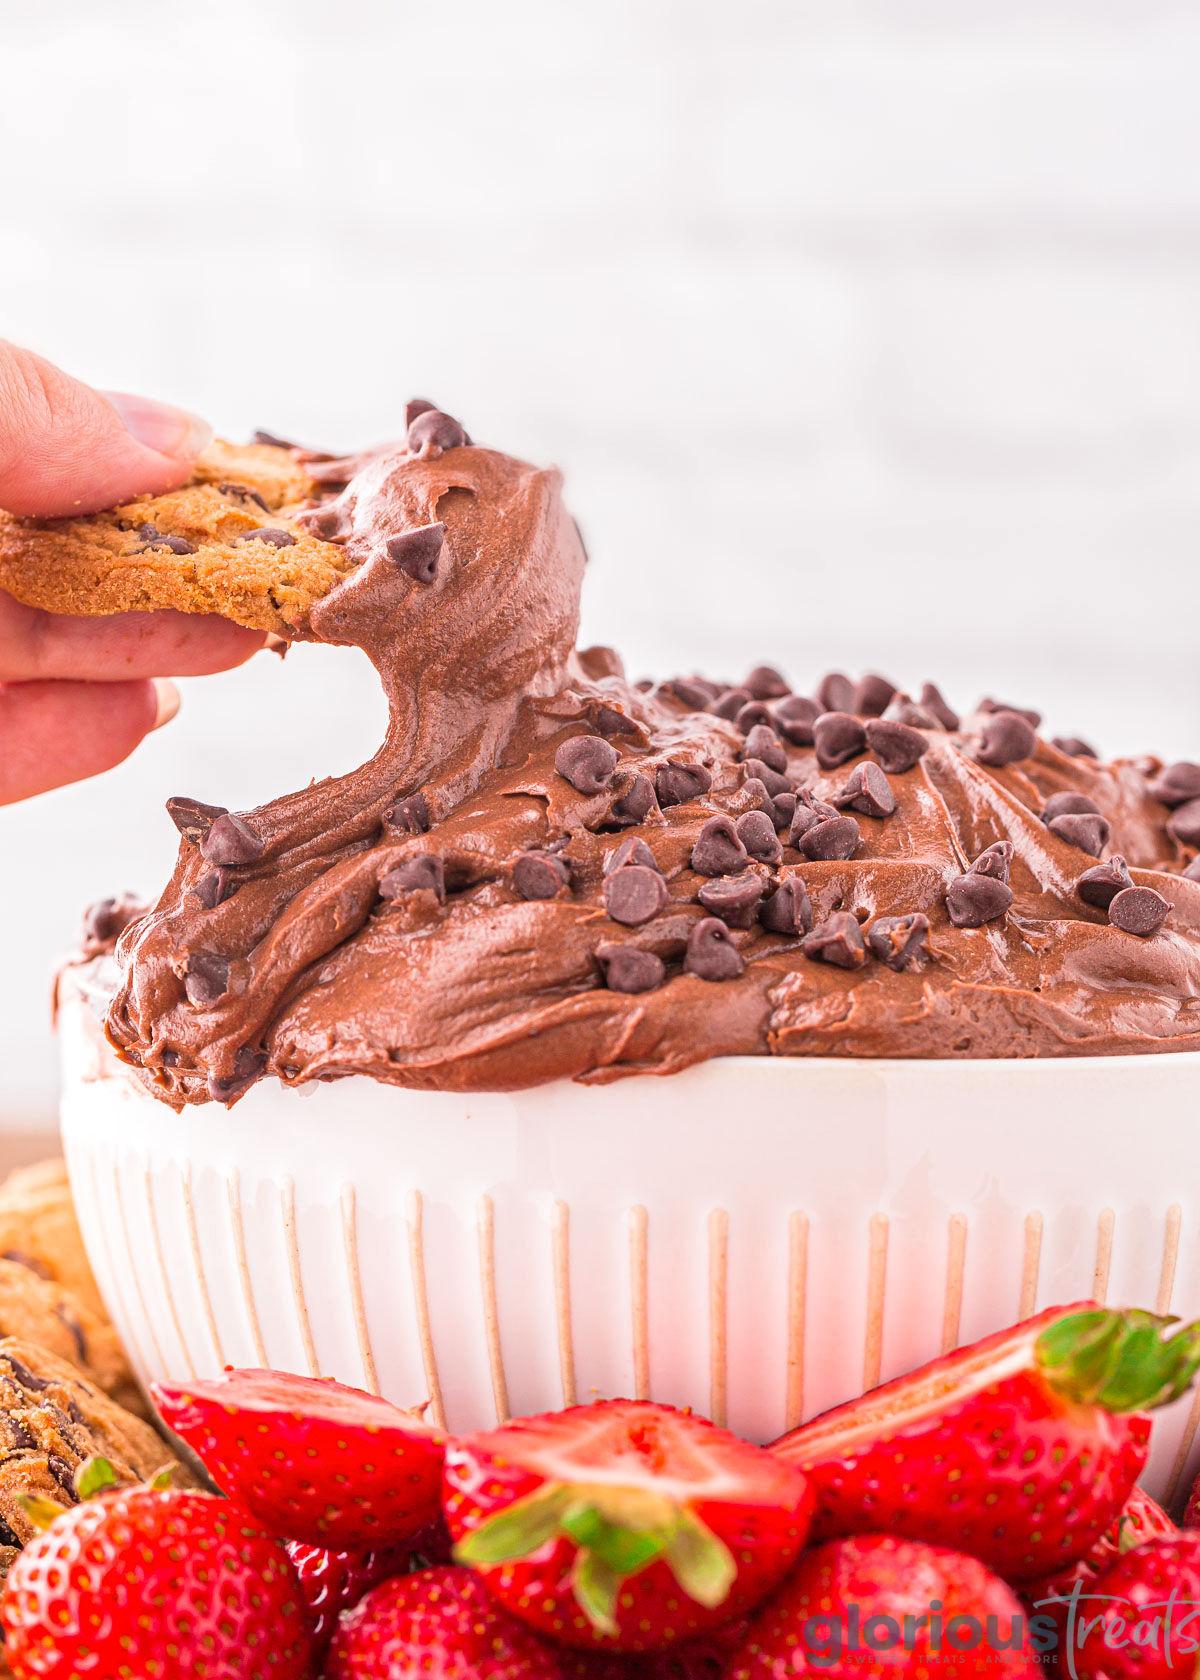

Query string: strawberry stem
455 1481 736 1632
1036 1307 1200 1412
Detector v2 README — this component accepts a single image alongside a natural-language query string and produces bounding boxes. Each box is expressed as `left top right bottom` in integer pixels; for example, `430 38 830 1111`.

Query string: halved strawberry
724 1534 1040 1676
444 1399 814 1653
772 1304 1200 1582
153 1367 446 1549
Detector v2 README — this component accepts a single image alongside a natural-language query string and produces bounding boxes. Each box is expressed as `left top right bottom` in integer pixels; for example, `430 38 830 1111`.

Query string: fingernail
102 391 213 461
151 679 181 731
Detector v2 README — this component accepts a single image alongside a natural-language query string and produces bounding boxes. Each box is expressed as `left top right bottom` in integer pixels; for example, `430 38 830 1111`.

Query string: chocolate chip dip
83 408 1200 1106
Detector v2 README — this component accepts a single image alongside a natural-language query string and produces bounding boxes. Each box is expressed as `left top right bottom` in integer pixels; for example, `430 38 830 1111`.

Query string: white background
2 0 1199 1126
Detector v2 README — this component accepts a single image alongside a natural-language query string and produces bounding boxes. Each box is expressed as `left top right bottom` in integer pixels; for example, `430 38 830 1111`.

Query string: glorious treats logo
787 1583 1200 1673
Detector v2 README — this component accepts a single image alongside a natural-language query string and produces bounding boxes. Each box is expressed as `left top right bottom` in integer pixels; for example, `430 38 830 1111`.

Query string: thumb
0 341 212 518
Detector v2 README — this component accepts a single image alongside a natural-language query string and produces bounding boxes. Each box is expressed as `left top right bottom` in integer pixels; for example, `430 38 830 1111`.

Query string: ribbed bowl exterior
59 992 1200 1505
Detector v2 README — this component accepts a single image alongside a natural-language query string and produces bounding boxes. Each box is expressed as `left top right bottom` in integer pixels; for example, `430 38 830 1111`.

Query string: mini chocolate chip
53 1306 87 1364
166 795 227 844
698 871 766 929
1148 763 1200 807
1052 737 1098 760
799 815 861 862
407 408 471 457
161 1048 180 1066
813 712 867 770
555 735 620 795
1109 885 1170 938
735 701 774 736
1047 813 1111 856
980 697 1042 730
773 695 821 746
656 761 713 808
884 694 942 730
604 865 668 926
609 772 657 827
761 876 814 936
663 677 714 710
741 777 777 819
208 1045 267 1104
692 816 750 877
185 952 231 1008
853 674 897 717
81 895 142 945
1041 792 1101 823
406 398 437 428
635 679 654 692
945 873 1014 928
1168 799 1200 848
713 687 752 721
513 852 571 900
788 790 840 845
2 1251 51 1281
977 709 1037 768
253 429 299 449
970 841 1014 884
684 916 745 981
386 521 446 584
137 532 194 555
605 837 660 875
191 868 239 909
46 1455 76 1498
1077 854 1134 910
235 527 296 548
865 719 928 775
742 758 791 798
771 791 798 832
815 672 856 714
218 482 269 512
592 704 639 737
833 762 896 819
802 911 866 969
380 855 446 902
596 944 666 994
745 665 790 700
919 683 960 731
868 913 930 971
741 724 787 774
1186 856 1200 882
736 809 783 864
201 813 266 867
386 792 430 835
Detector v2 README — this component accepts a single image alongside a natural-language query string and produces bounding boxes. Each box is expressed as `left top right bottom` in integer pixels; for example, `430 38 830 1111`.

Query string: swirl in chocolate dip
88 407 1200 1105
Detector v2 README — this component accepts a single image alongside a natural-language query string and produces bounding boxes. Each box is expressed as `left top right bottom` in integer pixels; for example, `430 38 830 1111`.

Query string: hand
0 341 265 803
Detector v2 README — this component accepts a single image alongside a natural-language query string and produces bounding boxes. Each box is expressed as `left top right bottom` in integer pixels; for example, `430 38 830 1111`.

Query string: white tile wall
2 0 1199 1123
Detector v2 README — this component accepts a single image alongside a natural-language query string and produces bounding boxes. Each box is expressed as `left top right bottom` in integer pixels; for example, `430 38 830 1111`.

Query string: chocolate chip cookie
0 439 351 634
0 1259 140 1416
0 1339 184 1571
0 1159 103 1320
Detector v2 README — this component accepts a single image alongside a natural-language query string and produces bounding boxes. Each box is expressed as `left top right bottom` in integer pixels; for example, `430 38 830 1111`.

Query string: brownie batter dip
68 406 1200 1104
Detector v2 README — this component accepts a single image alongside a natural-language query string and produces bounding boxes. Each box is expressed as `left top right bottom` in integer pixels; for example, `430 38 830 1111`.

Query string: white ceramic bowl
58 988 1200 1505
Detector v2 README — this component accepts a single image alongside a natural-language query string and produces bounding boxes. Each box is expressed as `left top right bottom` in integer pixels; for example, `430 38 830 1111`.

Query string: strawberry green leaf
662 1511 737 1610
147 1463 177 1492
571 1550 622 1637
75 1457 119 1501
15 1494 66 1532
454 1484 573 1567
561 1503 666 1576
1037 1307 1200 1413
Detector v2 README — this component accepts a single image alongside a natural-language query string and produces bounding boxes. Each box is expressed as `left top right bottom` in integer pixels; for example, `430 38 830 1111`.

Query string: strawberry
153 1366 446 1549
725 1533 1041 1676
288 1512 454 1661
1071 1532 1200 1678
1185 1471 1200 1529
325 1563 574 1678
772 1303 1200 1581
444 1398 814 1652
0 1485 315 1680
559 1619 750 1677
1022 1483 1175 1613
